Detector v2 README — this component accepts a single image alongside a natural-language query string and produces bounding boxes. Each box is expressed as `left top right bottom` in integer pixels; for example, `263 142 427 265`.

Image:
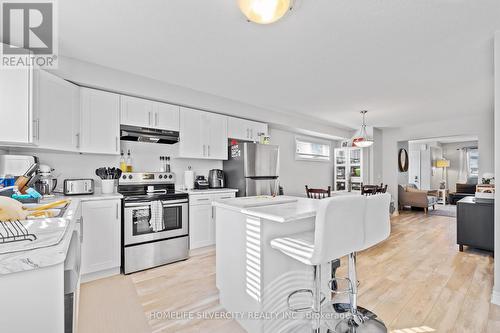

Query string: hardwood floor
78 211 500 333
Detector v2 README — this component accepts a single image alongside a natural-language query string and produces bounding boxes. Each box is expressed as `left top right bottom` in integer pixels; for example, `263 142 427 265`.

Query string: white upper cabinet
80 88 120 155
227 116 268 142
33 70 80 151
179 107 228 160
121 95 180 131
120 95 154 128
155 102 180 131
0 55 32 144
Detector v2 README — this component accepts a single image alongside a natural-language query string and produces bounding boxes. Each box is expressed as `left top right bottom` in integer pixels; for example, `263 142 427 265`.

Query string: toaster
63 179 94 195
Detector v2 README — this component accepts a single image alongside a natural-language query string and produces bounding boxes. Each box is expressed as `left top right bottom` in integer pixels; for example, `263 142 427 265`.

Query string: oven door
124 199 188 246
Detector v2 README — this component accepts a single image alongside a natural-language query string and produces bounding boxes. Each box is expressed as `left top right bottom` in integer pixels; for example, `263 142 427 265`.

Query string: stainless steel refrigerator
223 142 279 197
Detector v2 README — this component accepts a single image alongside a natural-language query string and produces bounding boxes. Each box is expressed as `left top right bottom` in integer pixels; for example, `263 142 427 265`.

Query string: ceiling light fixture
238 0 293 24
353 110 374 148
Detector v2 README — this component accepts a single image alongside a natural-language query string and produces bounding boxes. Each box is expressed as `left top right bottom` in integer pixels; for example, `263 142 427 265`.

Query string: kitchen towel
150 201 164 232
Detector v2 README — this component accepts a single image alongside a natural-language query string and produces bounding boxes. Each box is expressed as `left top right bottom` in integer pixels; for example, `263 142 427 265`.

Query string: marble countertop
213 195 321 223
181 188 239 195
0 192 122 275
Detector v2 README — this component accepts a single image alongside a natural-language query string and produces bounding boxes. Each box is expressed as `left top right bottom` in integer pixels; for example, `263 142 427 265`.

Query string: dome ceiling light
353 110 374 148
238 0 293 24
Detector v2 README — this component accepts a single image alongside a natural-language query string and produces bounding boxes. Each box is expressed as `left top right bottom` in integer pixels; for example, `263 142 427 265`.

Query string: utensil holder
101 180 115 194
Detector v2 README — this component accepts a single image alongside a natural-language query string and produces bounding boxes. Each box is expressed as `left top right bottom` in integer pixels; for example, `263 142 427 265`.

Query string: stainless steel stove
118 172 189 274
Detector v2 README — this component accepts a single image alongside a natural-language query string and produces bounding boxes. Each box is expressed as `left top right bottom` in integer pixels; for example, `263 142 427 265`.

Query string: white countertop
213 195 321 223
181 188 239 195
0 192 122 275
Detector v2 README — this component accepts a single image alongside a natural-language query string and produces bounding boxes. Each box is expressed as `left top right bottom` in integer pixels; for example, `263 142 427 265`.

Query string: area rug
428 204 457 217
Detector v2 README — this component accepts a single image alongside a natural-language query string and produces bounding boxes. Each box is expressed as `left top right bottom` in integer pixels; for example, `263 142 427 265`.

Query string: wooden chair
361 185 378 196
305 185 331 199
377 183 388 193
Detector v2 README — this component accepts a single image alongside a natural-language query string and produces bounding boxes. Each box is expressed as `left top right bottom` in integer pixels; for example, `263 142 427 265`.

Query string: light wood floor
78 211 500 333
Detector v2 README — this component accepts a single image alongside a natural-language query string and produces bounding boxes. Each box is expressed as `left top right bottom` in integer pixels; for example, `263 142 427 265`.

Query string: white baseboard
81 267 120 283
491 288 500 305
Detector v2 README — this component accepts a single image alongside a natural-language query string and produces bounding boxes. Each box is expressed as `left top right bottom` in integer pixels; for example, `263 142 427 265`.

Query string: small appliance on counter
184 166 194 190
34 164 57 196
194 176 209 190
208 169 225 188
63 179 94 195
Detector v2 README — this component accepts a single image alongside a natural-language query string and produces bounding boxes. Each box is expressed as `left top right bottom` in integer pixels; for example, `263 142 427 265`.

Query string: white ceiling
59 0 500 129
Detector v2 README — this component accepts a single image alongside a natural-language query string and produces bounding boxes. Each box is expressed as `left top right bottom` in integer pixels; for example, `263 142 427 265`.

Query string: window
468 148 479 177
295 137 331 162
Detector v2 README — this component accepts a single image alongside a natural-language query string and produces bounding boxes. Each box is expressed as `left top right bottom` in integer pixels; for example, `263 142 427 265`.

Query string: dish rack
0 220 37 244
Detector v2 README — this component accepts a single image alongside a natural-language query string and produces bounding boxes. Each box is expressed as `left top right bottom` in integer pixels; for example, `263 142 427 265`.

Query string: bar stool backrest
363 193 391 250
310 195 366 265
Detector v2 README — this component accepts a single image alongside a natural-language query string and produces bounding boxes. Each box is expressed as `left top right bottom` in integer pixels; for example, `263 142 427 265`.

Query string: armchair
398 184 438 214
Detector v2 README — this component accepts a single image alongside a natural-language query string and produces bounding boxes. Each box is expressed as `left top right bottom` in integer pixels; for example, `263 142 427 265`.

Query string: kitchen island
213 196 333 333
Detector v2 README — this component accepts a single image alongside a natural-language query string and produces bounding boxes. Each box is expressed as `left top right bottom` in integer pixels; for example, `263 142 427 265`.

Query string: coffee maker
208 169 225 188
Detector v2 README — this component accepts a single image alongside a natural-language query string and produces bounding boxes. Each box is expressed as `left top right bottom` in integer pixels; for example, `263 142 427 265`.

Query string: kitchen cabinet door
155 102 180 131
81 199 121 275
0 57 32 144
206 113 228 160
227 117 249 141
33 70 80 151
179 107 204 158
80 88 120 154
120 95 154 127
189 203 213 249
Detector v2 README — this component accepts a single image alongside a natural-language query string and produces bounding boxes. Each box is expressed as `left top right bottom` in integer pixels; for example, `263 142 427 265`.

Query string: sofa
398 184 438 214
448 183 476 205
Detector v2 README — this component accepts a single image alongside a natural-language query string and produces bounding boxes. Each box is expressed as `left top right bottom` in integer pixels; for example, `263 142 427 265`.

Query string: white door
206 113 228 160
120 95 154 127
0 61 32 144
81 200 121 275
80 88 120 154
189 204 213 249
155 102 180 131
408 151 421 188
227 117 249 140
34 70 80 151
179 107 204 158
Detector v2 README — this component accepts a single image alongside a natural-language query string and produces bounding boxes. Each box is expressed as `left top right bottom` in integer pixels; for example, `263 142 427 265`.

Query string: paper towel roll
184 170 194 190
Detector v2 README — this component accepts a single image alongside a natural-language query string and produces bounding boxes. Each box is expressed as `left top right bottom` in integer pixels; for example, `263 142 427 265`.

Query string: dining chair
305 185 331 199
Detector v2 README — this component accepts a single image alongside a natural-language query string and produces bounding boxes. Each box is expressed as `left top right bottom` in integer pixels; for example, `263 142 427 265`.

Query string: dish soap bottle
126 150 133 172
120 150 127 172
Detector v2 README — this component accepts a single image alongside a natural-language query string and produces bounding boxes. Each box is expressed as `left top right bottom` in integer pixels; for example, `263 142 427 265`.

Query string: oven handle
161 199 189 205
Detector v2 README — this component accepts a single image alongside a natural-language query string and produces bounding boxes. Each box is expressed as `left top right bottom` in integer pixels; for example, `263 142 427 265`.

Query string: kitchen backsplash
6 141 222 190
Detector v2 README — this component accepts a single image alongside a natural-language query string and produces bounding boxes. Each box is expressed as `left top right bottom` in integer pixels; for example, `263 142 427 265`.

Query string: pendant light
353 110 374 148
238 0 292 24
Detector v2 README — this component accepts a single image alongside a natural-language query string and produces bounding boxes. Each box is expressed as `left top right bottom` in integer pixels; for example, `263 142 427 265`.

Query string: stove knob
159 175 163 179
168 174 173 179
128 175 133 179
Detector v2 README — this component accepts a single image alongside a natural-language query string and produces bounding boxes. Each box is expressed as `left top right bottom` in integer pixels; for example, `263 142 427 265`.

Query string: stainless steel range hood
120 125 179 144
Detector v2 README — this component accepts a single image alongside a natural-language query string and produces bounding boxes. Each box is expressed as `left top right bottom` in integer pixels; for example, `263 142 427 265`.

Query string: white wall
6 141 221 191
269 128 340 197
492 31 500 306
381 112 494 204
442 141 479 192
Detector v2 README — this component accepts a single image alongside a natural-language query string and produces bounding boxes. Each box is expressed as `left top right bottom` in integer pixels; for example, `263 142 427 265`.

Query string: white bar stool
335 193 391 333
270 196 366 333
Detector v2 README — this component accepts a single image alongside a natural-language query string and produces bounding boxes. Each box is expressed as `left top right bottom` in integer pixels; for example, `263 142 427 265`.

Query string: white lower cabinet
189 192 236 249
80 199 121 278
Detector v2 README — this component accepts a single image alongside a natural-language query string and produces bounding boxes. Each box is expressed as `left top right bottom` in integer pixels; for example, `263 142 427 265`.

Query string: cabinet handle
203 144 206 156
76 133 80 148
155 112 158 126
149 111 152 126
33 119 39 140
220 196 232 199
116 137 119 152
250 129 253 139
116 203 119 219
80 216 84 243
208 145 210 157
197 198 210 201
246 128 249 139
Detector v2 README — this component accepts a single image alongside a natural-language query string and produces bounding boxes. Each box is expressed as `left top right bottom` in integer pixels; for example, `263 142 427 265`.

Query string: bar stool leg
312 264 321 333
335 253 388 333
